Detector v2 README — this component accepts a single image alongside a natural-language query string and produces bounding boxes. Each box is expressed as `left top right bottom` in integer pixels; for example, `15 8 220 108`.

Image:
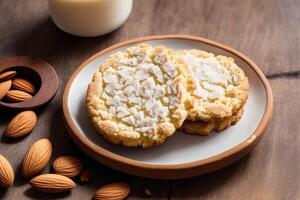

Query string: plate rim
62 35 273 179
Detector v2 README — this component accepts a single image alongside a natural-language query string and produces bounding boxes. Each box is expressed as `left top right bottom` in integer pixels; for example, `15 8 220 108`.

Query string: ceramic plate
62 35 273 179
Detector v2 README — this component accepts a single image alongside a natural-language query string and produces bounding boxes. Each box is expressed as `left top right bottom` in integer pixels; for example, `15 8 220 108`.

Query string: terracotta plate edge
62 35 273 178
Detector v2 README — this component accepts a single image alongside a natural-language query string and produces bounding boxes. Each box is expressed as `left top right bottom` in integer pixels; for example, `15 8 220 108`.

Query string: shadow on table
12 163 28 187
1 131 32 145
24 188 70 200
9 16 119 63
169 154 252 198
47 106 84 159
0 188 8 198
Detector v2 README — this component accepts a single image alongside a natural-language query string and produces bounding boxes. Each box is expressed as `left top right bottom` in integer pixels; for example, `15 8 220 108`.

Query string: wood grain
171 79 300 200
0 0 299 199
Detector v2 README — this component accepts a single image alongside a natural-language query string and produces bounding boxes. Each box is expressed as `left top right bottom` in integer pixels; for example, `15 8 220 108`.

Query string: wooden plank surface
0 0 299 199
171 79 300 200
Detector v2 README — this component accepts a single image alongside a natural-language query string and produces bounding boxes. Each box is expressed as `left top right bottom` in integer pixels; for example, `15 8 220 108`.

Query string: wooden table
0 0 299 199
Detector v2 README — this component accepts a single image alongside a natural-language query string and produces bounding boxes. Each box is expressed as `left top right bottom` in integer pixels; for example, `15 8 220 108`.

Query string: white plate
63 35 273 179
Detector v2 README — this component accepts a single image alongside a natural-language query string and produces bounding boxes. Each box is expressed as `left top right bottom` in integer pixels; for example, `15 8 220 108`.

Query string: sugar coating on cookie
177 50 249 122
86 44 187 147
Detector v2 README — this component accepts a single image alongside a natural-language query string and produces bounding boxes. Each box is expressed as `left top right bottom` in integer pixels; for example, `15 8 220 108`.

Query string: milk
48 0 133 37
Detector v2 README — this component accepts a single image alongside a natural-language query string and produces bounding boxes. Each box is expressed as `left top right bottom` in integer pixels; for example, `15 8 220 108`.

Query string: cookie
180 108 244 136
86 44 188 148
176 50 249 122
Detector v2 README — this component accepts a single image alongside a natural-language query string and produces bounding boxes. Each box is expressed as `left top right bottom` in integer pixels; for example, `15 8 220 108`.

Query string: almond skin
0 80 12 100
5 111 37 138
94 182 131 200
53 156 82 178
30 174 76 193
23 139 52 177
0 71 16 82
79 167 92 182
0 154 14 188
5 90 32 102
12 78 36 94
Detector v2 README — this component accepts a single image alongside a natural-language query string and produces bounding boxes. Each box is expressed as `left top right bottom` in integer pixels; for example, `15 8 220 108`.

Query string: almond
30 174 76 193
94 182 131 200
53 156 82 178
145 188 152 196
79 167 92 182
12 78 36 94
5 90 32 102
0 154 14 188
23 139 52 177
0 71 16 82
5 111 37 138
0 80 12 100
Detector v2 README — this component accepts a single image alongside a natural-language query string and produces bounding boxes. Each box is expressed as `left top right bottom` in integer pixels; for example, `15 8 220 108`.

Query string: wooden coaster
0 56 59 111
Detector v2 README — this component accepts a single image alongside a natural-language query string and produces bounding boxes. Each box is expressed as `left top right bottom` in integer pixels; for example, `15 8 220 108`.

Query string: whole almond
53 156 82 178
0 80 12 100
12 78 36 94
23 139 52 177
5 111 37 138
79 167 92 182
5 90 32 102
0 71 16 82
94 182 131 200
0 154 14 188
30 174 76 193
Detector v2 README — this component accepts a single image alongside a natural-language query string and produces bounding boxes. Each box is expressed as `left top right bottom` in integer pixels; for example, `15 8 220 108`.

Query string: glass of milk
48 0 133 37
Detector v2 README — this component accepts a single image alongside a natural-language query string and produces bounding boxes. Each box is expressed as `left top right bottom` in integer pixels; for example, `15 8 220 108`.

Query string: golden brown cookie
86 44 188 148
180 108 244 136
176 50 249 122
